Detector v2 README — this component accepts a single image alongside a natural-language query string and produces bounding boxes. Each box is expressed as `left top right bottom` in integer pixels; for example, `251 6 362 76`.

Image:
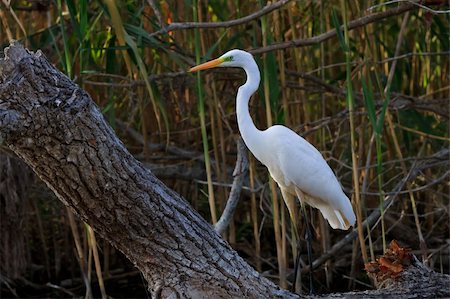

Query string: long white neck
236 59 263 158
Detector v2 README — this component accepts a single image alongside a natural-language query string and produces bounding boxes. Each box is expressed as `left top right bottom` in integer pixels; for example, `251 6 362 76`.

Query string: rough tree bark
0 42 448 299
0 42 295 298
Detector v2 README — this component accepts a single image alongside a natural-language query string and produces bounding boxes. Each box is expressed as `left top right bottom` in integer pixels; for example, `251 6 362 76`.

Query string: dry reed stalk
209 83 227 235
339 0 368 264
0 10 14 42
193 0 218 224
318 1 333 288
211 81 231 237
249 157 262 272
87 226 107 299
66 208 93 298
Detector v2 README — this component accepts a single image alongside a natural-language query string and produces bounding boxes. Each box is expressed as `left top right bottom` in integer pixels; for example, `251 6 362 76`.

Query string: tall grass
1 0 449 296
193 0 218 224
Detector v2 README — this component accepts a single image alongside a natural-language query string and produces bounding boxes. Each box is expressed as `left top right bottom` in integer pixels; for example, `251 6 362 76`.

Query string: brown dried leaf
390 240 401 252
364 261 379 273
379 257 403 274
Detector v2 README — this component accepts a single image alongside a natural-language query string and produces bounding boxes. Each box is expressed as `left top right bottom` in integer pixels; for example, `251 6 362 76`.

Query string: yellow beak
189 57 224 72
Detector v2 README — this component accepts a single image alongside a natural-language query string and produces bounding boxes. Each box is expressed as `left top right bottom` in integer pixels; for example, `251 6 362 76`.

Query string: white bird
189 49 356 233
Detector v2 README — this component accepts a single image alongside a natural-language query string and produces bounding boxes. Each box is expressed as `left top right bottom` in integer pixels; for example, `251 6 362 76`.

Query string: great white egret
189 49 356 292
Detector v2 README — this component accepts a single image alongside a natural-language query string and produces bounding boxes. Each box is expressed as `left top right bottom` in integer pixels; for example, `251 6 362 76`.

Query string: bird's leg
292 239 303 294
280 188 302 293
300 202 315 295
289 217 301 294
291 222 303 294
295 188 315 295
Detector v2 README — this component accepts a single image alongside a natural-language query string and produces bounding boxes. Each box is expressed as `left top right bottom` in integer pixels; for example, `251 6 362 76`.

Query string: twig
2 0 27 45
298 51 450 75
144 161 206 181
380 51 450 63
147 0 293 38
368 0 450 14
287 70 449 118
83 71 187 87
115 120 206 162
250 2 417 54
359 170 449 196
394 123 450 142
384 11 410 95
215 138 249 235
147 0 165 28
45 283 77 297
0 274 18 298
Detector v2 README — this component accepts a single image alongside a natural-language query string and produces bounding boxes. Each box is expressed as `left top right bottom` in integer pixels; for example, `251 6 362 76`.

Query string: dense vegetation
1 0 448 297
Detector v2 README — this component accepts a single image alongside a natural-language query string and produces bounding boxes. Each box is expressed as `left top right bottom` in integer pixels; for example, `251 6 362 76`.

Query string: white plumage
190 49 356 231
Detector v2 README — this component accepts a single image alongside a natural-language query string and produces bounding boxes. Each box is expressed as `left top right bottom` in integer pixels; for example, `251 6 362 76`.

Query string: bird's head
189 49 254 72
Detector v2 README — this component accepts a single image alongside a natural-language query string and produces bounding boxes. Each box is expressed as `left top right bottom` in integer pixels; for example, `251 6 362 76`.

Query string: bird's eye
224 56 234 62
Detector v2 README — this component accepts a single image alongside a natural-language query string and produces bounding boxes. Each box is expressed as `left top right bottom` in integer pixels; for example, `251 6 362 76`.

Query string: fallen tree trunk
0 42 448 298
0 42 294 298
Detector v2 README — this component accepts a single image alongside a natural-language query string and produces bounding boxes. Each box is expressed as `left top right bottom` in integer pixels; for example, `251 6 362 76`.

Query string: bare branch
215 138 249 235
250 3 417 54
305 51 450 74
147 0 293 38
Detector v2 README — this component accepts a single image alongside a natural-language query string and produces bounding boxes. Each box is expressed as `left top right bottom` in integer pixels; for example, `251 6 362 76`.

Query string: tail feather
339 196 356 228
285 186 356 230
317 205 348 230
312 192 355 230
304 194 355 230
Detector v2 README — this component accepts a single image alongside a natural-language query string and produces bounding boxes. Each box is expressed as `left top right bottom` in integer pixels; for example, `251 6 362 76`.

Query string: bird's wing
262 125 356 229
265 125 346 208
